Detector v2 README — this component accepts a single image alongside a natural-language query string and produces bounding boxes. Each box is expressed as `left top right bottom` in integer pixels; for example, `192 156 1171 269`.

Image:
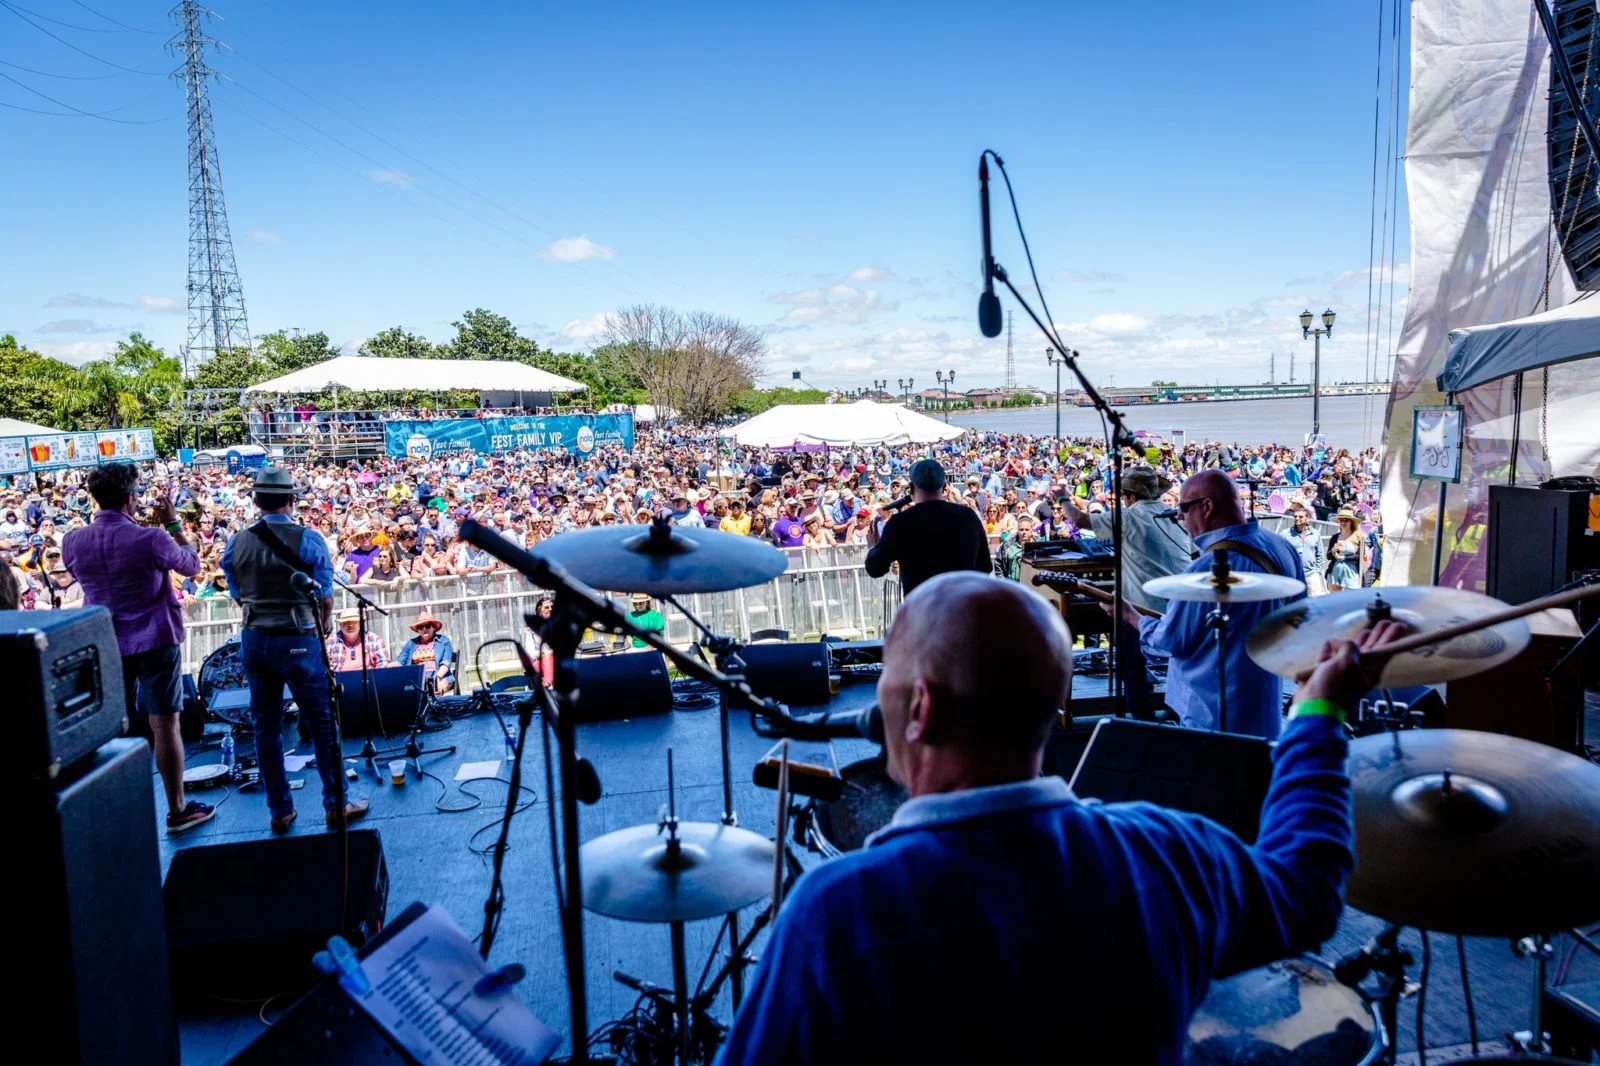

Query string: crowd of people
2 429 1382 612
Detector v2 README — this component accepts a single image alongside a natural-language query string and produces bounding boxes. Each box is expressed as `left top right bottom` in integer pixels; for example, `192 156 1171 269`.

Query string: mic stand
303 582 353 935
334 576 390 772
988 263 1140 712
1207 550 1231 734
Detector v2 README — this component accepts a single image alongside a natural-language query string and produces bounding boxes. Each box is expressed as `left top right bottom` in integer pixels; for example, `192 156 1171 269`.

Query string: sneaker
326 797 370 829
270 810 298 834
167 800 216 834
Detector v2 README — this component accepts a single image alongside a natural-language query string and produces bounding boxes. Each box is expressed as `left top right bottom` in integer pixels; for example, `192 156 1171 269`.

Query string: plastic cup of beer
389 759 407 786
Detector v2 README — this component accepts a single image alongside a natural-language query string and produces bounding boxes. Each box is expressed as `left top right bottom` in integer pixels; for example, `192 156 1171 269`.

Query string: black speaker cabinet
739 641 833 706
20 738 177 1066
572 650 673 722
1 606 127 781
164 829 389 999
1486 484 1600 681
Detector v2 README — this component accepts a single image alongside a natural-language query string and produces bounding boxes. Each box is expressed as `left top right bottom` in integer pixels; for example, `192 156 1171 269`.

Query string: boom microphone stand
979 154 1139 709
333 576 391 772
300 580 353 933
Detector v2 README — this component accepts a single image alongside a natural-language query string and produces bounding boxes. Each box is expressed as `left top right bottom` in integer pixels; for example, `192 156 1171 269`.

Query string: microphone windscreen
978 291 1003 338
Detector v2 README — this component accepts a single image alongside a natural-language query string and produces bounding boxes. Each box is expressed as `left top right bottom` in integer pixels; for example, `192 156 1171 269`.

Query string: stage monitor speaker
572 650 672 722
1486 484 1600 682
740 641 833 706
1442 607 1585 750
163 829 389 1000
337 663 425 736
1 606 127 781
19 738 177 1066
1068 719 1273 843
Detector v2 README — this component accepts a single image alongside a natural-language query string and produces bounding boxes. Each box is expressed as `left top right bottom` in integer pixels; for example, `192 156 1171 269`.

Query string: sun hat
409 611 443 632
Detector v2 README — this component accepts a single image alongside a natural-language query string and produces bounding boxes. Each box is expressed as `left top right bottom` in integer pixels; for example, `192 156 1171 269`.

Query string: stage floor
162 682 1600 1064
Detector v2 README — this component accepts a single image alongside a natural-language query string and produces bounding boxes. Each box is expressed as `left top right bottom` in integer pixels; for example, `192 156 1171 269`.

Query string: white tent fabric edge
1439 295 1600 394
721 400 967 447
242 355 585 395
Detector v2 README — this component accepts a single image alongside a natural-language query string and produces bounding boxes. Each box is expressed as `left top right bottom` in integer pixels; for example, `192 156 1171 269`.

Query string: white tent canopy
0 417 62 436
242 355 585 395
1439 296 1600 393
720 400 967 448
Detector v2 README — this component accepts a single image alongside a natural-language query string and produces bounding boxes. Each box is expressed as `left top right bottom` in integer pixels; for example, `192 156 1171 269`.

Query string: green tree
442 309 539 362
0 334 74 427
727 386 829 415
258 329 340 373
361 326 439 360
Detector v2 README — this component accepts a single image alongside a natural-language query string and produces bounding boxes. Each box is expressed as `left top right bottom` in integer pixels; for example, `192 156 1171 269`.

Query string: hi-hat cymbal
580 821 775 923
1142 570 1307 603
1347 729 1600 937
1246 586 1529 685
534 519 789 595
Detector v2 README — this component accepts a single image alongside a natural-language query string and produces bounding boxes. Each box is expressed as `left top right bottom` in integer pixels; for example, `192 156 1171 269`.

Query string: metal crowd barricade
178 544 903 686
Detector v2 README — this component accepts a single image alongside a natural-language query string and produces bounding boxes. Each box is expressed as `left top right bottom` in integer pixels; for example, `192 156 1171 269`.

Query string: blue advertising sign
384 414 635 460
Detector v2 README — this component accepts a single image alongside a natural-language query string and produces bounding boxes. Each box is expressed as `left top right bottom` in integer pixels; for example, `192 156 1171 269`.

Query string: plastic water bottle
221 731 236 776
504 722 518 761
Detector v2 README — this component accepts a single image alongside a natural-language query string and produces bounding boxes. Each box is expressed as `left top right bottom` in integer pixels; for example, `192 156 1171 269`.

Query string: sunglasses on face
1176 497 1211 514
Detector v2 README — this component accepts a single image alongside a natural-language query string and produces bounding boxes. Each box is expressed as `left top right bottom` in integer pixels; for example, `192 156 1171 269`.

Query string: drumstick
772 741 790 917
1367 582 1600 658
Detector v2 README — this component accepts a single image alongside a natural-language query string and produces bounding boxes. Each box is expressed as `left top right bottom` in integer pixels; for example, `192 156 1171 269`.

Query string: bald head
1177 469 1245 535
878 572 1074 794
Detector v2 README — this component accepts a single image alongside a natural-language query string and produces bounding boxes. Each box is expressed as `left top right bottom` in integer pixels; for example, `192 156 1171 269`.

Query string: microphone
978 154 1003 338
1153 508 1180 521
885 495 913 511
783 703 884 744
289 571 319 593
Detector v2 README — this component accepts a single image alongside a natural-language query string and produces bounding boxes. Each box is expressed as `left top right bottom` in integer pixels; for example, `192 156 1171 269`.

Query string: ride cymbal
580 821 775 923
1246 586 1529 685
534 518 789 595
1346 729 1600 937
1143 570 1307 603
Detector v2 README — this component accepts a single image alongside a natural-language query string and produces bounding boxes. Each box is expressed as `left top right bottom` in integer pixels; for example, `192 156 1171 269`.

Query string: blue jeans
240 629 344 818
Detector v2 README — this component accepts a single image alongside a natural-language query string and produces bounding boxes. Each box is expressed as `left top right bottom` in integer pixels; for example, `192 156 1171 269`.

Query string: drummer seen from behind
1119 469 1307 740
716 571 1407 1066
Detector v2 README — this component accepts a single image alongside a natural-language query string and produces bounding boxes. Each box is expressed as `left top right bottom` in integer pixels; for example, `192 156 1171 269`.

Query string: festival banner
26 432 101 471
384 413 635 460
96 428 157 463
0 437 28 476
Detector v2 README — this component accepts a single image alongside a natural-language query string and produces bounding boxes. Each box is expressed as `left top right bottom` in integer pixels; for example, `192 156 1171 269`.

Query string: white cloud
370 169 415 190
34 340 117 365
1083 312 1152 335
37 318 119 334
561 312 611 341
137 294 183 314
1053 267 1126 284
768 284 898 325
537 235 617 263
848 265 894 283
249 228 283 245
44 292 123 309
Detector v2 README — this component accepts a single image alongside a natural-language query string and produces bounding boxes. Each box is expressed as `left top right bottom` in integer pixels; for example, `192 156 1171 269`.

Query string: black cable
1456 934 1477 1053
0 67 170 123
1415 930 1431 1066
2 0 139 32
476 704 531 959
539 685 565 913
0 1 165 75
986 151 1070 358
0 57 120 79
68 0 164 34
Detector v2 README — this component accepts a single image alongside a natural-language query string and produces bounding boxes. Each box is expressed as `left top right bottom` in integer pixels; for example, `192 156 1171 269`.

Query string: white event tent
242 355 585 398
0 417 63 436
721 400 967 448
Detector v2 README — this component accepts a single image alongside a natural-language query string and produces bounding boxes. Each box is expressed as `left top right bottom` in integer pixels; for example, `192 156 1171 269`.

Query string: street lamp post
935 369 955 423
1298 308 1336 438
897 377 914 404
1045 346 1065 442
872 378 888 402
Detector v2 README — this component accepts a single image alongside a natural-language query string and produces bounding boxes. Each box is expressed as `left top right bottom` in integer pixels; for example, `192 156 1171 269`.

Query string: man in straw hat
221 467 368 832
399 610 455 695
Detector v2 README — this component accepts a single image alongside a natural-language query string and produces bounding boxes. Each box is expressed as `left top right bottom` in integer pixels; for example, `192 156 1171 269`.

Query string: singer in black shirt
865 459 991 593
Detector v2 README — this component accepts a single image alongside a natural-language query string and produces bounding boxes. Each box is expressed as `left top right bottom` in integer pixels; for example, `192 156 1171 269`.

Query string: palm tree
56 333 181 430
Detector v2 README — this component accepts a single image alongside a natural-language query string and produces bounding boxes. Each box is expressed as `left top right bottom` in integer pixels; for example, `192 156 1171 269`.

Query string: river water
947 393 1389 449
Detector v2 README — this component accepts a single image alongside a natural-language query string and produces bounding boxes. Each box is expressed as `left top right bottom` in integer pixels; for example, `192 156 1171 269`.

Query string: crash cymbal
534 518 789 595
1347 729 1600 937
1142 570 1307 603
580 820 775 923
1246 586 1529 685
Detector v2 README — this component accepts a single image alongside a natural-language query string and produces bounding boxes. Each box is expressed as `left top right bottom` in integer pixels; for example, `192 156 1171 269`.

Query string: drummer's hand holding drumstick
1291 618 1411 713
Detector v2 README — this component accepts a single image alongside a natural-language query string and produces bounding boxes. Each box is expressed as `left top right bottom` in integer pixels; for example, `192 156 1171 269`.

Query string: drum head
1186 958 1377 1066
814 758 906 853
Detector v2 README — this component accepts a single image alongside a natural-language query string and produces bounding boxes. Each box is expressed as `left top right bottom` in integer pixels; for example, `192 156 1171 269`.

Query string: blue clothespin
312 935 371 997
473 962 526 997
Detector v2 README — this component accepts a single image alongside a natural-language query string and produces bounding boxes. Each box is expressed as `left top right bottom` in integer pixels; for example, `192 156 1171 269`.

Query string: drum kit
457 514 1600 1065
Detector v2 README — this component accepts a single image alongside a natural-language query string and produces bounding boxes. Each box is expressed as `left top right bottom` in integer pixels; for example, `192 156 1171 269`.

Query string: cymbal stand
665 595 754 1009
1511 933 1555 1053
1334 924 1413 1064
1208 550 1231 734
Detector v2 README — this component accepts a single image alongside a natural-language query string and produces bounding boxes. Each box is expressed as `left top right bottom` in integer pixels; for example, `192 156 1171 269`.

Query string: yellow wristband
1291 698 1346 722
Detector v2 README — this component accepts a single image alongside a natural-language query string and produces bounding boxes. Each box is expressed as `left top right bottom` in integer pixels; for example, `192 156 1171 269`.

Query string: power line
0 66 171 123
67 0 165 34
0 57 121 80
1 0 145 33
0 1 164 74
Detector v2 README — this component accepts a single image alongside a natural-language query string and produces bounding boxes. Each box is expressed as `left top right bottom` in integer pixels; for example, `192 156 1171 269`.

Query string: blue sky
1 0 1409 389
